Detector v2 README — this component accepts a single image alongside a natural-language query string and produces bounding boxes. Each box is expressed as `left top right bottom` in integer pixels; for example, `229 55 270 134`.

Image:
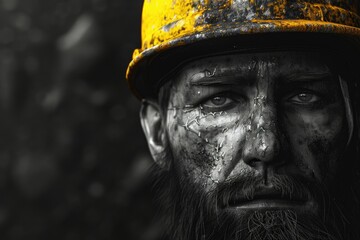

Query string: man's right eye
202 95 237 110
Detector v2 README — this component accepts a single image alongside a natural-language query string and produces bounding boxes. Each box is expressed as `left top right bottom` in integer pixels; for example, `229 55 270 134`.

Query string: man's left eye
288 92 320 104
203 96 234 108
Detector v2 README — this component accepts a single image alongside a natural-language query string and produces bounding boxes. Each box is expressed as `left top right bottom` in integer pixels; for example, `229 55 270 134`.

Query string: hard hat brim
126 20 360 99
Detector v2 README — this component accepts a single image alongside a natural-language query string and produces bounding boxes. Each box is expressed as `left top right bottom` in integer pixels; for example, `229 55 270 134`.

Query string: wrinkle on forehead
178 52 331 89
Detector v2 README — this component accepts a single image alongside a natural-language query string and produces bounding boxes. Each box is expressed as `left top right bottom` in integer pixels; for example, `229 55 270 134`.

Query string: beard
159 173 335 240
153 164 360 240
149 156 360 240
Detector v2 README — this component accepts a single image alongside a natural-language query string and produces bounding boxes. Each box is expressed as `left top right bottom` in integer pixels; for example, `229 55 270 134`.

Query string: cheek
284 105 347 181
166 108 249 187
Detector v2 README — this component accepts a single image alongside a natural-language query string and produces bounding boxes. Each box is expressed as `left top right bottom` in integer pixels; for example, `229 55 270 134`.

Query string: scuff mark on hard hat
162 20 182 32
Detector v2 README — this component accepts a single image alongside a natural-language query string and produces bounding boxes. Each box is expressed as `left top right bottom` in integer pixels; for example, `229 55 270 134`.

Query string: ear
140 99 170 170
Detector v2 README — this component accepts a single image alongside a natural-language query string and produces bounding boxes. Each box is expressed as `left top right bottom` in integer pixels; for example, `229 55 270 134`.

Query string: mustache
213 173 325 209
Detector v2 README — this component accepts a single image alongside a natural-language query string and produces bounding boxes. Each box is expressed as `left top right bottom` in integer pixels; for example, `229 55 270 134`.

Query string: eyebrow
282 71 333 83
189 73 253 86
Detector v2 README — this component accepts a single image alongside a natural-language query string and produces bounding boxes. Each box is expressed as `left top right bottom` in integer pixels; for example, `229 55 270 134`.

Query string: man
126 0 360 239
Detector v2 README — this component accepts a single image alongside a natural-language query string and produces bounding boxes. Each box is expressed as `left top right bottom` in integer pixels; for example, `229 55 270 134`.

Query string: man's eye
288 92 320 104
203 96 234 108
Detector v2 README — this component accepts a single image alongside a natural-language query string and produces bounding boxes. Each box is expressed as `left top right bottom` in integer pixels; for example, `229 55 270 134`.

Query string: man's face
145 51 351 239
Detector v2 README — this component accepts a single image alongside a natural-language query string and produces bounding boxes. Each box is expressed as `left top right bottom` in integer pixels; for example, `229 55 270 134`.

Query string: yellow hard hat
126 0 360 99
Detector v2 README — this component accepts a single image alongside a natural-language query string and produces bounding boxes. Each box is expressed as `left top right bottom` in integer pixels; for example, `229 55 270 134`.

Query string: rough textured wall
0 0 157 239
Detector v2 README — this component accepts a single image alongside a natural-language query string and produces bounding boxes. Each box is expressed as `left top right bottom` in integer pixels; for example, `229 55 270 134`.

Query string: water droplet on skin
219 139 224 148
260 144 268 155
259 115 265 126
247 125 252 132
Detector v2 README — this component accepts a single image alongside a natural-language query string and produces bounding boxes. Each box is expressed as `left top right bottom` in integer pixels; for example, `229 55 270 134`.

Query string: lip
229 199 306 209
223 187 308 209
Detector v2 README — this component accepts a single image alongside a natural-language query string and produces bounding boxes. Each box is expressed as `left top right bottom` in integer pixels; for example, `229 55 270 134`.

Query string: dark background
0 0 158 239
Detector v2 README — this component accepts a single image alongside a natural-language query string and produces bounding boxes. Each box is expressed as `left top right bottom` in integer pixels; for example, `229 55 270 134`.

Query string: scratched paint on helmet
140 0 360 54
127 0 360 99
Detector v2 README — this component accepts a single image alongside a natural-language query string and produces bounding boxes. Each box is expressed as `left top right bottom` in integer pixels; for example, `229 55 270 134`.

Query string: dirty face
165 51 347 219
142 51 351 239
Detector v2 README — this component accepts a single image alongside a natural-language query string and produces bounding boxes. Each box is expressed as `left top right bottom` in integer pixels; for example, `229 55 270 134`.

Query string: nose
242 105 282 172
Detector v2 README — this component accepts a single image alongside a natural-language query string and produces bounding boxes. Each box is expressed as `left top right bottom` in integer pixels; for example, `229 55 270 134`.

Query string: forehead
174 51 331 84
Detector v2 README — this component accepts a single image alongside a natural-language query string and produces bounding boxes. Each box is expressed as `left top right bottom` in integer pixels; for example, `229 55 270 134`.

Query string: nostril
246 158 264 169
243 127 281 161
242 134 282 170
